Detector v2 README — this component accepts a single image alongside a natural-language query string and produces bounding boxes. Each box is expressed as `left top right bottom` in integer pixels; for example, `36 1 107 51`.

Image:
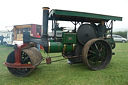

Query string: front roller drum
6 47 43 76
82 39 112 70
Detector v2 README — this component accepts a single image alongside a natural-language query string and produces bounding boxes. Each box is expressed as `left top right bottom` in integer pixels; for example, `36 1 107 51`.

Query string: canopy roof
49 9 122 22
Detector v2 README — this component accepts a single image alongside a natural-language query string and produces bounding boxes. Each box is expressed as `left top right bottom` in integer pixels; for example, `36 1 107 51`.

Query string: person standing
98 21 107 37
0 35 4 45
36 33 41 50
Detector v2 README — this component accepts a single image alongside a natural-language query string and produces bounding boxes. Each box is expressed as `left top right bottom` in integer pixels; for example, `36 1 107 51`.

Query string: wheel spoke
98 42 103 52
94 43 99 52
88 56 95 60
89 50 96 54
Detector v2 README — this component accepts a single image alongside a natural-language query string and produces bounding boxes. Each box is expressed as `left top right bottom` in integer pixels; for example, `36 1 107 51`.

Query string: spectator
0 35 4 45
36 33 41 50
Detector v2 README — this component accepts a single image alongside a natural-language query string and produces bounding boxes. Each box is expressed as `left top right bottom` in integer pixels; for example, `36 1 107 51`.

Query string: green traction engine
4 7 122 76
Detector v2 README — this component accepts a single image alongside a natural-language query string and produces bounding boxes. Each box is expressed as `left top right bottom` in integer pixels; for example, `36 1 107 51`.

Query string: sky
0 0 128 32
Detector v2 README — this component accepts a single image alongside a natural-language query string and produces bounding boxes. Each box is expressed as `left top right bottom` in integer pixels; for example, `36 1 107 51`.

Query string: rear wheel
82 39 112 70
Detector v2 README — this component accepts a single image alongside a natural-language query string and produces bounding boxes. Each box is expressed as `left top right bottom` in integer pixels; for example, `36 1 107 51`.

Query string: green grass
0 43 128 85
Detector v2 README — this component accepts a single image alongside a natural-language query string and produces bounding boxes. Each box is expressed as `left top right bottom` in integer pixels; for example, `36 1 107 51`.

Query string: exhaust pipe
42 7 50 38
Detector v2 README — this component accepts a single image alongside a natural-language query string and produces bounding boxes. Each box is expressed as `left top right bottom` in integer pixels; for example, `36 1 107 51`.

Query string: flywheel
77 24 97 45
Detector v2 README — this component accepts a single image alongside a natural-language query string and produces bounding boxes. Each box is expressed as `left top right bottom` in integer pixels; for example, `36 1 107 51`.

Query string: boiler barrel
48 42 75 53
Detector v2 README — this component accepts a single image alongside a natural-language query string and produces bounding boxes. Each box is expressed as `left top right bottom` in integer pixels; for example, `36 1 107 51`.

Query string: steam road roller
4 7 122 76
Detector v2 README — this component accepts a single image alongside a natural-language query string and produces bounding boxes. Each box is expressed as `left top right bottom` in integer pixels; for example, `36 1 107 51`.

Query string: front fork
4 43 35 68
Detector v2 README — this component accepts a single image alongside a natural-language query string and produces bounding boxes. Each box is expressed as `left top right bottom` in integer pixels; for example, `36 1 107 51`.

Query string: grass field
0 43 128 85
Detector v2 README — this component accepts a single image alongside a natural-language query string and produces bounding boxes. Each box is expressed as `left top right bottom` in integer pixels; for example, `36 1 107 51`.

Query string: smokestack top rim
42 7 50 10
